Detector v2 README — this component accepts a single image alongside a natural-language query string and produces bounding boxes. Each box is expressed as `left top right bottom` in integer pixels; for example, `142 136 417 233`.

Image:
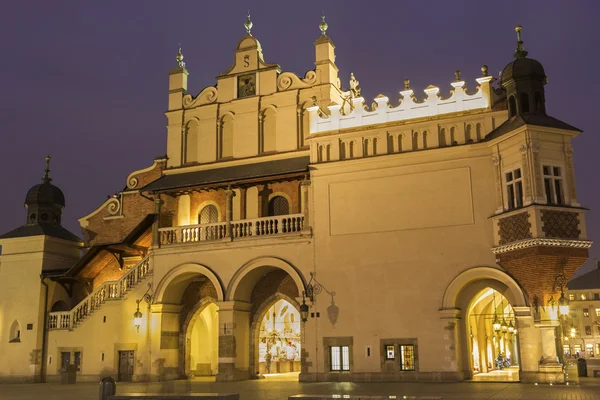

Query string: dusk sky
1 1 598 275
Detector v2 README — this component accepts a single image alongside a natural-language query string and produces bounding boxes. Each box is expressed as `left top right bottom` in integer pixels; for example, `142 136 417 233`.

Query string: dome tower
501 25 547 118
25 156 66 226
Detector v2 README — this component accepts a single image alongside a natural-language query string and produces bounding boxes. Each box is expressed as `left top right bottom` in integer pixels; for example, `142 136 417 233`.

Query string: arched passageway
467 288 520 382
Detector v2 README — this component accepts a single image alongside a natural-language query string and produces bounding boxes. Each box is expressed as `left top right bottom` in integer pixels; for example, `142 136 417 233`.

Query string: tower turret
24 156 65 226
501 25 547 117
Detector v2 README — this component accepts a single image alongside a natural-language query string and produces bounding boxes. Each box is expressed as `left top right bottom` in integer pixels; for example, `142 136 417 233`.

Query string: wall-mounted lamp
133 283 153 332
300 293 309 323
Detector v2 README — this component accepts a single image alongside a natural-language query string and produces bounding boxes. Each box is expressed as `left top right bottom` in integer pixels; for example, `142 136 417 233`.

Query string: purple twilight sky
1 1 598 276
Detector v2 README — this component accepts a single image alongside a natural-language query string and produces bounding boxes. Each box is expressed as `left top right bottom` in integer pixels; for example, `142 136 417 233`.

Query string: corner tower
0 157 81 382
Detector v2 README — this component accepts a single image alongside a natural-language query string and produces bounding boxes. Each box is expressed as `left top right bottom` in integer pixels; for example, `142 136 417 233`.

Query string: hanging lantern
558 291 570 316
133 304 143 332
501 318 508 333
493 314 501 333
300 298 309 323
508 320 515 334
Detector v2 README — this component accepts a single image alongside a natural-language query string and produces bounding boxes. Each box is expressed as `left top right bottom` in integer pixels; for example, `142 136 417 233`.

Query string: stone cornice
492 238 592 254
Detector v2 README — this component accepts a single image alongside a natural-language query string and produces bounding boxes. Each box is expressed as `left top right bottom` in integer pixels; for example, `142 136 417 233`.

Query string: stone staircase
47 255 152 330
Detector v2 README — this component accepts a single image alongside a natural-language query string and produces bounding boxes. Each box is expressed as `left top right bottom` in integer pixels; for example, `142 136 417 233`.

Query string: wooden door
118 351 134 382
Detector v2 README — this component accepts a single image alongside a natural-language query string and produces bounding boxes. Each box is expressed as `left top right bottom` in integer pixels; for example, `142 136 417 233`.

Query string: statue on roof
349 72 361 98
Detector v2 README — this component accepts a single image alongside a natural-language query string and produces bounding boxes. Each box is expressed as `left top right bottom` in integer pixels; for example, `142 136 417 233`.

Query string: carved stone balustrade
158 214 305 246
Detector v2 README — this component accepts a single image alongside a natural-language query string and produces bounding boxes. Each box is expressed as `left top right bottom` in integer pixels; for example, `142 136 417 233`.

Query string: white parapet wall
308 76 494 134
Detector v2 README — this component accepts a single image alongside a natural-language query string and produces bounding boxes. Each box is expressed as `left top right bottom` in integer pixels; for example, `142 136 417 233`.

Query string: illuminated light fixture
558 291 570 316
133 283 153 333
513 328 518 335
570 327 576 338
508 320 515 334
493 314 501 333
501 318 508 333
133 305 143 332
300 292 309 323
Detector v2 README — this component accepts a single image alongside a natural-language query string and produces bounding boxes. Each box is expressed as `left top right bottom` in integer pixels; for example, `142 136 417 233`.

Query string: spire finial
455 70 461 81
176 44 185 68
319 13 328 36
404 79 410 90
43 155 52 183
244 11 253 35
514 24 528 59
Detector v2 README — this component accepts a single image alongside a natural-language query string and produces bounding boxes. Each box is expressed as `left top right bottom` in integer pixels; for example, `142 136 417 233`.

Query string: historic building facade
0 19 592 384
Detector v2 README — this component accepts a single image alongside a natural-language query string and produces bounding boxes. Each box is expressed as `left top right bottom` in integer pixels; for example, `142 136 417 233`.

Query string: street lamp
558 291 570 316
132 283 153 333
300 293 309 323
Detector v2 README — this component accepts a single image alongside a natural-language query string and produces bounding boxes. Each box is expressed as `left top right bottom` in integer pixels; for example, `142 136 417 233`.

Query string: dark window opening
509 96 517 117
268 196 290 216
520 93 530 113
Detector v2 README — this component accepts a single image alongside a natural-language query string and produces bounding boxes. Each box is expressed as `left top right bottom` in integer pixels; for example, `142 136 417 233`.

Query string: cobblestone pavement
2 378 600 400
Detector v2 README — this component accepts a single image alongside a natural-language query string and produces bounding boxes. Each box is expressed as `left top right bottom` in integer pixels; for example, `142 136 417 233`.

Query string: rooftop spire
244 11 253 35
42 155 52 183
176 44 185 68
319 13 328 36
514 24 528 59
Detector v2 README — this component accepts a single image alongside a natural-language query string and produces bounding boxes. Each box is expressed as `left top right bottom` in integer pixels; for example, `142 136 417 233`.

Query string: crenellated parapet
307 75 495 134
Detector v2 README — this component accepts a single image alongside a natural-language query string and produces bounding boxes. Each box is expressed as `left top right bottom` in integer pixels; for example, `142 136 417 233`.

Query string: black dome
25 182 65 208
502 57 546 85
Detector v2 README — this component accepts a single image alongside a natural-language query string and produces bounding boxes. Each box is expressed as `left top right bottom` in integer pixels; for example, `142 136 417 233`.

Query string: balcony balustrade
159 214 305 245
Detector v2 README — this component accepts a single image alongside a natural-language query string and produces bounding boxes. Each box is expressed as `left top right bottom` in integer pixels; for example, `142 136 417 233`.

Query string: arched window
509 96 517 117
397 135 403 152
220 115 234 159
363 139 370 156
340 141 347 160
439 128 446 147
476 124 482 141
450 127 457 145
261 108 276 153
268 196 289 216
9 320 21 343
534 92 544 114
184 120 199 163
349 141 355 158
326 144 331 161
372 138 378 155
199 205 219 224
317 145 323 163
520 93 530 113
412 132 419 150
422 132 428 149
387 134 394 153
465 125 472 143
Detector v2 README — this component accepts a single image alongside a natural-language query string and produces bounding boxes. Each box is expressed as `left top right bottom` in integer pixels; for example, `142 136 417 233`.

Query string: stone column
438 309 464 381
152 197 163 247
215 301 252 381
514 307 540 383
300 179 311 234
224 187 235 238
150 304 183 381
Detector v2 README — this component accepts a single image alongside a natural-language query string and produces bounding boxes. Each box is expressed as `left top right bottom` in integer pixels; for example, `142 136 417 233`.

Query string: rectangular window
74 352 81 367
581 293 587 301
385 345 395 360
597 344 600 355
595 293 600 301
586 344 594 357
596 308 600 317
585 326 592 336
569 294 575 301
506 169 524 210
330 346 350 371
399 345 415 371
583 309 589 317
543 165 563 205
563 345 571 356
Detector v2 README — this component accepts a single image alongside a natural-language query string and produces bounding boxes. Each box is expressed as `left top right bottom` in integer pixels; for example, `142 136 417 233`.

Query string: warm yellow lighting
501 318 508 333
133 306 143 332
558 292 570 315
570 327 576 338
508 320 515 334
493 315 501 333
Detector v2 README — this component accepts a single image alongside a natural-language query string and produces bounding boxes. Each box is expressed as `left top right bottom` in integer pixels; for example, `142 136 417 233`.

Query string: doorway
118 350 135 382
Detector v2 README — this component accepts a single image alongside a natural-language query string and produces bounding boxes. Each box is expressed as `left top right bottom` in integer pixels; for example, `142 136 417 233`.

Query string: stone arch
195 200 221 224
249 292 302 377
179 296 219 378
154 263 225 304
226 257 306 302
441 266 529 311
50 300 69 312
441 267 529 380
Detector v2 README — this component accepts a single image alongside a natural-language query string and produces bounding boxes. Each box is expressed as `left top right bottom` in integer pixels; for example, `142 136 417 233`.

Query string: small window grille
330 346 350 371
199 205 219 224
399 345 415 371
268 196 289 216
385 345 395 360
